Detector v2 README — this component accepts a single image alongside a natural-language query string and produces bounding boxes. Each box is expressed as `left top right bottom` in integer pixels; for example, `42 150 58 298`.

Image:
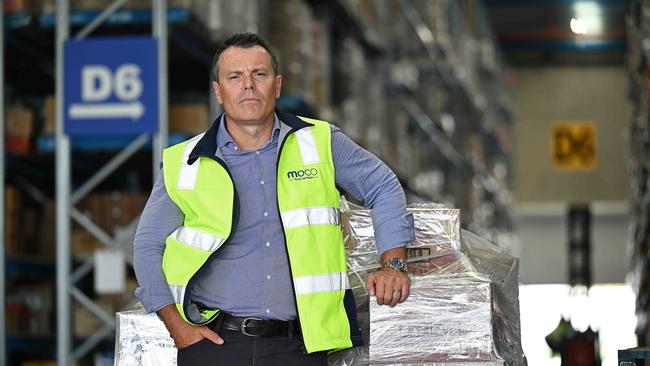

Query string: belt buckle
240 317 261 337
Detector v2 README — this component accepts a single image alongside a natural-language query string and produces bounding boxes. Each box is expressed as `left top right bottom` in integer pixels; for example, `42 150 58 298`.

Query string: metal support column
56 0 169 363
56 0 71 364
153 0 168 181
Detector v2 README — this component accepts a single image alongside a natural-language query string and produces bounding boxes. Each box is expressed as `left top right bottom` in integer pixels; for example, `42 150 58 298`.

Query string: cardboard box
36 200 55 260
5 185 23 255
6 136 30 154
339 204 526 365
169 103 209 134
6 282 53 335
42 95 55 135
76 192 144 239
342 204 461 271
74 298 113 337
115 307 177 366
72 229 103 255
369 277 501 364
6 104 33 138
4 0 34 12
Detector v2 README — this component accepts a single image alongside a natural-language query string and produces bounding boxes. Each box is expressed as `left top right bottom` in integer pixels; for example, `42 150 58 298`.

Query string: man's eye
255 72 266 77
229 75 240 80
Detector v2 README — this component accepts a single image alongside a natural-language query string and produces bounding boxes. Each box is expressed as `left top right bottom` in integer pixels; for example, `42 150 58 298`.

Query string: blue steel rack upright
54 1 168 364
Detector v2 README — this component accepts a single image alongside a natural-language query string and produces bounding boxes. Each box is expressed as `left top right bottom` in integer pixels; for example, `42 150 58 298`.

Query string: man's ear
275 75 283 98
212 81 223 104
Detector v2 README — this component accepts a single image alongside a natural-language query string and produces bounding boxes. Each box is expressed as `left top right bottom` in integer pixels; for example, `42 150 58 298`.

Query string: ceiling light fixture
570 18 588 35
571 1 603 35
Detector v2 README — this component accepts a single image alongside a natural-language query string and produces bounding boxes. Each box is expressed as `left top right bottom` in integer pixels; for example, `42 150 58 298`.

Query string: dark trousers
176 329 328 366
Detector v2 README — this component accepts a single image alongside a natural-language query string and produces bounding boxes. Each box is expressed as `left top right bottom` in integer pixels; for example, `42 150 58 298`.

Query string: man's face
212 46 282 126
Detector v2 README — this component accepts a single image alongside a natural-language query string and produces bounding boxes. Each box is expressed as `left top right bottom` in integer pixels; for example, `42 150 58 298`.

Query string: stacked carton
330 202 526 365
6 104 34 154
114 306 178 366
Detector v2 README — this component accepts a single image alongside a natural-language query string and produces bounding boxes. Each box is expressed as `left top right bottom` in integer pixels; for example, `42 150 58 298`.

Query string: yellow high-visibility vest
161 112 362 353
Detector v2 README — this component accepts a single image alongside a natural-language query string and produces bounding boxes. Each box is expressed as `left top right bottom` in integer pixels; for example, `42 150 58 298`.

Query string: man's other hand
157 304 224 349
366 268 410 307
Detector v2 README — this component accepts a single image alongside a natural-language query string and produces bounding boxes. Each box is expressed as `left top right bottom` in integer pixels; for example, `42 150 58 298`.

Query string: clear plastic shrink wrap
369 276 498 364
329 202 526 366
342 202 462 273
114 305 177 366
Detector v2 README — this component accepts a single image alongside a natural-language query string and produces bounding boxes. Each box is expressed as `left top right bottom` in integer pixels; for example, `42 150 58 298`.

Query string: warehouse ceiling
484 0 630 65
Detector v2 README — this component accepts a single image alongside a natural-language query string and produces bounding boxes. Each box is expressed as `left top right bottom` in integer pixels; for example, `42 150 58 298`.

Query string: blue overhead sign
64 36 158 136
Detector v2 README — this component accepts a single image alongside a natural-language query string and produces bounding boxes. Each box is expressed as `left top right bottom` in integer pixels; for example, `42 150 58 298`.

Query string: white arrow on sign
69 102 145 120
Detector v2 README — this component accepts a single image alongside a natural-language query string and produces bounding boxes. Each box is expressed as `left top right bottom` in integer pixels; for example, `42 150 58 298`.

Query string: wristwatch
383 258 408 272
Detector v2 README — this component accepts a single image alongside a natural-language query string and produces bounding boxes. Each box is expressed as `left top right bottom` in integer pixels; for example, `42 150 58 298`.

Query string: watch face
385 258 406 271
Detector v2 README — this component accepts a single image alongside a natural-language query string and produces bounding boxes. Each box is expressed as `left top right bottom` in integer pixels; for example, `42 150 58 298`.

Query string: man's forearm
158 304 188 338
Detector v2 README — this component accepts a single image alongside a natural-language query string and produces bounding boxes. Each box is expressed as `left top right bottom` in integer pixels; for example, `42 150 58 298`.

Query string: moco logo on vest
287 168 319 181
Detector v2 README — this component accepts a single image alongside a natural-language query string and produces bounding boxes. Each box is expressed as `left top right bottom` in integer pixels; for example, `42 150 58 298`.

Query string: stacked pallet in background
329 201 525 365
327 0 516 252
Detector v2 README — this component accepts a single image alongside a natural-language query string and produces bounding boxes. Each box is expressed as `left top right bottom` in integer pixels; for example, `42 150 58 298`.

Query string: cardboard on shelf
169 103 209 134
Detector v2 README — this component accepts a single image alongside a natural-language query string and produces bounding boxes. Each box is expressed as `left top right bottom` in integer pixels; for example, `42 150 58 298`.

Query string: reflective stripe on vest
295 127 320 165
293 272 350 295
281 207 340 229
169 284 185 304
177 133 204 190
170 226 226 252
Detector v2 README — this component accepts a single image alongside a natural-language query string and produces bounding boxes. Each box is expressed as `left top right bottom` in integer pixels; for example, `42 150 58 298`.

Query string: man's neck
224 115 275 151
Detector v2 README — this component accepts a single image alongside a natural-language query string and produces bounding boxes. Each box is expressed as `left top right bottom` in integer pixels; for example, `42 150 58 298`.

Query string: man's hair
211 32 279 82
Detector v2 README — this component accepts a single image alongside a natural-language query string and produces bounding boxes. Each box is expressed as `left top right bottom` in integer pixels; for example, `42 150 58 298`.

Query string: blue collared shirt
134 114 414 320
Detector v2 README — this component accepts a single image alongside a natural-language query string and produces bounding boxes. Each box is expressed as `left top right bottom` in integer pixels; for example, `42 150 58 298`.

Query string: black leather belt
210 312 300 337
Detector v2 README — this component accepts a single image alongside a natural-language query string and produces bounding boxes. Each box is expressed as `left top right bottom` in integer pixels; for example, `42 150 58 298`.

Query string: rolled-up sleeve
331 125 415 255
133 170 183 313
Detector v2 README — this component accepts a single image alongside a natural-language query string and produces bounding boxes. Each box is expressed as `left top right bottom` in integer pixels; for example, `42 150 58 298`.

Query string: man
133 33 414 366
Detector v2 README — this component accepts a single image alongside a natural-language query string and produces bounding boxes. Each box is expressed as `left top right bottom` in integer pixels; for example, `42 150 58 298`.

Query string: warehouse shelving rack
2 1 260 363
388 0 514 242
1 0 515 364
53 1 168 364
295 0 514 240
1 1 257 363
1 0 176 364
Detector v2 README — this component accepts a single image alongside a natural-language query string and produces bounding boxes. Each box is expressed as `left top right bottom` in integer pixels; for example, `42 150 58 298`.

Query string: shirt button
266 275 271 280
265 241 270 247
234 146 239 151
260 180 265 185
263 212 268 217
256 151 260 155
266 309 270 314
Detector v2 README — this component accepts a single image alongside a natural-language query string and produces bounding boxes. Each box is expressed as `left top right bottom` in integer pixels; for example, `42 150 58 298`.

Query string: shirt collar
187 109 312 165
216 113 281 150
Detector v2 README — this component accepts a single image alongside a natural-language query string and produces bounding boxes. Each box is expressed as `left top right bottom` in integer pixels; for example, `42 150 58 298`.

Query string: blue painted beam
501 38 626 51
5 12 31 28
38 7 191 28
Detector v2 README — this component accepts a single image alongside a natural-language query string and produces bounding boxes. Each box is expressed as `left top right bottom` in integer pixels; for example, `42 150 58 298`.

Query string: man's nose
243 74 255 90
